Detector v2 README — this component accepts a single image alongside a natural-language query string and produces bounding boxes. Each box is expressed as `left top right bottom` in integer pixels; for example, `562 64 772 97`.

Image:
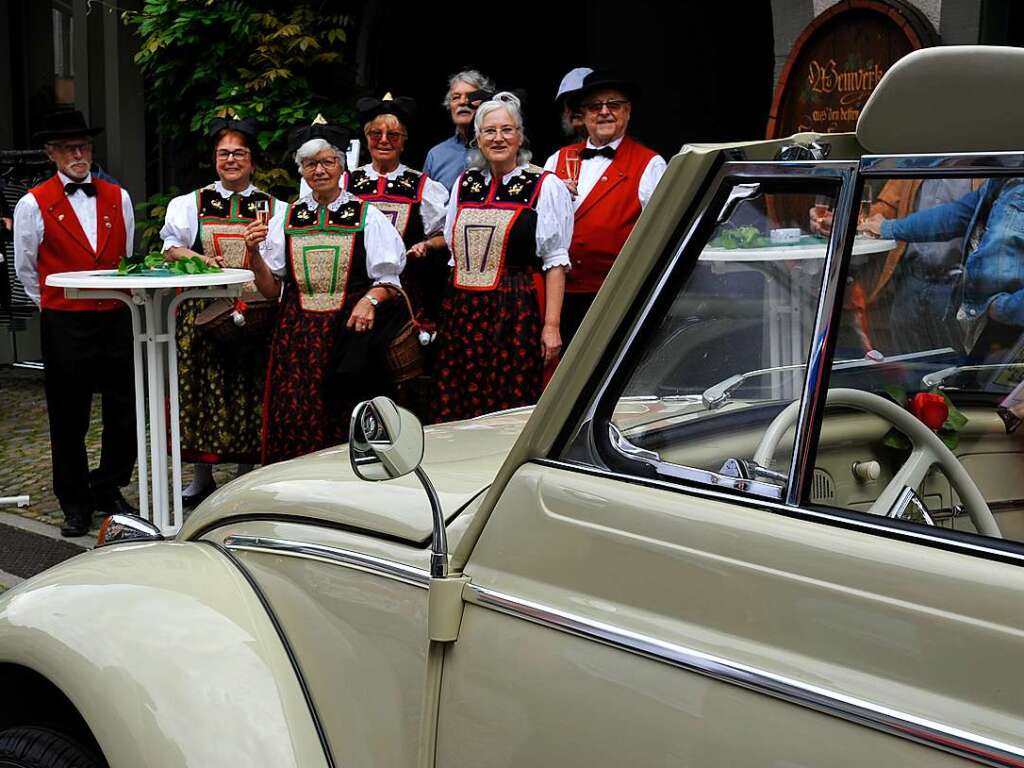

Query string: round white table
700 237 896 399
46 268 255 534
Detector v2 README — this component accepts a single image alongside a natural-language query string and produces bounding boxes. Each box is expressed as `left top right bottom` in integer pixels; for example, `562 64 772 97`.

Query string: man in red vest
545 70 667 348
13 110 137 537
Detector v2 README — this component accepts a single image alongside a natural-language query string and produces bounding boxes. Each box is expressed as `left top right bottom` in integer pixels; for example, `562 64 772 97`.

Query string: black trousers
40 308 136 514
561 292 597 351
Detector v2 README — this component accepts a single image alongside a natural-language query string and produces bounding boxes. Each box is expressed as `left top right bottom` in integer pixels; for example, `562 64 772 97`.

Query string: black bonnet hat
207 116 259 139
287 116 351 154
356 94 417 127
33 109 103 145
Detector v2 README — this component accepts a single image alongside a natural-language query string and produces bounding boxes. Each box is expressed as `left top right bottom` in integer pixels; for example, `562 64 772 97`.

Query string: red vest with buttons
30 174 127 311
554 136 657 294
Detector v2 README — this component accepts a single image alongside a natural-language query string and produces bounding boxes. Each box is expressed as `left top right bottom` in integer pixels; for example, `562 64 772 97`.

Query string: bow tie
580 146 616 160
64 181 97 197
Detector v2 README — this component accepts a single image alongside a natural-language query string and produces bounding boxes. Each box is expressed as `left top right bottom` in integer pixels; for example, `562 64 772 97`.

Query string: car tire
0 727 104 768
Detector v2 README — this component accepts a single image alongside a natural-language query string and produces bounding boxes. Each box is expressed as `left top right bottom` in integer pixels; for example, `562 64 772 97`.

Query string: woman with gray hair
423 69 495 191
244 122 409 463
433 92 573 422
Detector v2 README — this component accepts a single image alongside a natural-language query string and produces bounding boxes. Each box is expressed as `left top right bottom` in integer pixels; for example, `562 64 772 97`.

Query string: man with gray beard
424 69 495 191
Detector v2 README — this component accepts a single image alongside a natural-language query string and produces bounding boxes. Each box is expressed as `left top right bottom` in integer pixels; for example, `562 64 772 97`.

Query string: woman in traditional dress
244 122 408 464
160 117 285 506
349 94 449 333
434 92 573 422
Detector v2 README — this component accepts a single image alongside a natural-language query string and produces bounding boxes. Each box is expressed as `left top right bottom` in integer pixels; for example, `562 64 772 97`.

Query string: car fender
0 541 330 768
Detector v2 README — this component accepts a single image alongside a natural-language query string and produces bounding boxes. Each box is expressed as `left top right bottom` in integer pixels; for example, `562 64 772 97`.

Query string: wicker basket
385 288 425 384
194 292 279 351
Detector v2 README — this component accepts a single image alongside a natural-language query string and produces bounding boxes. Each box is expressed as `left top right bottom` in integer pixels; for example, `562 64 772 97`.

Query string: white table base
59 281 247 534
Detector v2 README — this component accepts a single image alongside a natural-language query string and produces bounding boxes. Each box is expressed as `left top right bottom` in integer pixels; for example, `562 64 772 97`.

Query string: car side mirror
349 397 448 578
349 396 425 481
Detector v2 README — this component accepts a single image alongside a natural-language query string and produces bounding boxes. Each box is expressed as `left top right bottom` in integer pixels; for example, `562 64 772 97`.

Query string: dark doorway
361 1 775 168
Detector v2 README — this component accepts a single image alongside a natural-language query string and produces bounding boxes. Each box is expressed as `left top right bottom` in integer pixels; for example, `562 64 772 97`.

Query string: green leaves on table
116 252 223 276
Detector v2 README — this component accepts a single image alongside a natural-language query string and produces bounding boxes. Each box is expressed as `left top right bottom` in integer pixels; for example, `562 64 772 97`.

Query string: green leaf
883 385 907 406
882 428 911 451
939 430 960 450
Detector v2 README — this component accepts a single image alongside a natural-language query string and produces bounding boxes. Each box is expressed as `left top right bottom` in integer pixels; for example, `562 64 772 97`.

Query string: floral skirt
432 271 543 422
176 297 268 464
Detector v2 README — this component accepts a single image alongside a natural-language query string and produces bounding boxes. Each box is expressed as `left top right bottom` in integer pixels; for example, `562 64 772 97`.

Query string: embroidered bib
347 168 425 240
195 186 274 293
451 167 546 291
284 199 369 313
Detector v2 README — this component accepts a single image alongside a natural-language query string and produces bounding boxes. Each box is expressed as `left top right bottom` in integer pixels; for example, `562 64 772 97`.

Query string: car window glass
590 181 838 497
809 172 1024 545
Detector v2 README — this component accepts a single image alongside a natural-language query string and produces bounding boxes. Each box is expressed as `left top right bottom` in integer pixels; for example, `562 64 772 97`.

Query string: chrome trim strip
787 165 857 506
466 583 1024 768
223 535 430 589
860 152 1024 175
532 458 1024 567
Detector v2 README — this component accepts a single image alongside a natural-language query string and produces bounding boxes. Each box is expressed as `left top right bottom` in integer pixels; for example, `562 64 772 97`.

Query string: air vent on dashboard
810 468 836 504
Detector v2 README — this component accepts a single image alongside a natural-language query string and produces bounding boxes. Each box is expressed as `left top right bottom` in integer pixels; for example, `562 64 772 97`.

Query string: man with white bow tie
545 70 666 348
13 109 137 537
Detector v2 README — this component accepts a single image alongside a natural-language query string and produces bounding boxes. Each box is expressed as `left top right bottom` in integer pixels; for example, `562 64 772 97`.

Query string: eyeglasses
215 148 251 161
301 157 340 172
366 130 407 143
478 126 518 141
48 141 92 155
580 99 630 115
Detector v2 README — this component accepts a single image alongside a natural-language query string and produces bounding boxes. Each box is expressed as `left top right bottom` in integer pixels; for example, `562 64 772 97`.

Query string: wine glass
255 199 270 226
564 149 581 184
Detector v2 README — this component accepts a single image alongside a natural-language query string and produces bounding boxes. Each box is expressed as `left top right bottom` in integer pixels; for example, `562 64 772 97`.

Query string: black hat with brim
33 109 103 145
570 70 641 108
356 95 417 128
287 122 351 154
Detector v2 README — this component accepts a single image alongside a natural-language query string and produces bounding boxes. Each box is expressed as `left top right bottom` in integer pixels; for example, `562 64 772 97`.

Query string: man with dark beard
555 67 592 142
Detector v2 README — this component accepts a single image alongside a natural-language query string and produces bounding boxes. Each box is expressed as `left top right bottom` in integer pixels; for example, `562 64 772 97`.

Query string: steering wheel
752 388 1001 538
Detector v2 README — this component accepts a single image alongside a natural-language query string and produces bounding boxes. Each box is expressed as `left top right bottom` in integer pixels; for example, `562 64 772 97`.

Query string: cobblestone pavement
0 365 235 557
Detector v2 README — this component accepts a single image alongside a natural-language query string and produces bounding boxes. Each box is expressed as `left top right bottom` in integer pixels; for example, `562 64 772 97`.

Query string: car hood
179 408 534 544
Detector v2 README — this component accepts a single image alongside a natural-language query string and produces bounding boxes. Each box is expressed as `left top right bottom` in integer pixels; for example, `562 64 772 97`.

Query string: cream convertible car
5 47 1024 768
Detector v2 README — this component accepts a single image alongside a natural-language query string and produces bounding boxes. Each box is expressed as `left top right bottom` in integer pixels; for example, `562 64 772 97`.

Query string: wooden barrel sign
767 0 938 139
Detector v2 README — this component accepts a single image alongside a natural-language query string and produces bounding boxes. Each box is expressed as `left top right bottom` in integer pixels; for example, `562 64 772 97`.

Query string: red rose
910 392 948 431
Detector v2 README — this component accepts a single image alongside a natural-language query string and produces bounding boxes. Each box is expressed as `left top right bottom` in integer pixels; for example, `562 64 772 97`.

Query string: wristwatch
363 294 379 307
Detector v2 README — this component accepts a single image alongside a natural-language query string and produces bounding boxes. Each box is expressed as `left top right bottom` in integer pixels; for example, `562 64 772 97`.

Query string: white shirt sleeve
543 151 559 173
260 198 288 277
121 189 135 258
419 176 449 238
535 174 573 271
363 203 407 288
638 154 667 209
443 173 463 266
12 193 43 306
159 192 198 252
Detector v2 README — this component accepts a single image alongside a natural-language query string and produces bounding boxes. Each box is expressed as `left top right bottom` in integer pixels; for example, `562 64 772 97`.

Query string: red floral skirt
432 270 543 422
261 289 351 465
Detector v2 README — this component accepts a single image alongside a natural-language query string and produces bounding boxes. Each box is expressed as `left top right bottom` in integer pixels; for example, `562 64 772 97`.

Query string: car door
435 158 1024 767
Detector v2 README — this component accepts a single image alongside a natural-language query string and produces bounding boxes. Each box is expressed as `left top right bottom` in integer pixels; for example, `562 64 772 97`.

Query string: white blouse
443 165 573 272
543 137 667 211
261 190 407 288
354 163 449 239
160 181 287 275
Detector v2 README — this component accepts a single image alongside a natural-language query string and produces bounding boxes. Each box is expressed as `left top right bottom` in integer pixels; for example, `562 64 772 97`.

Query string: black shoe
93 488 137 518
182 480 217 509
61 509 91 537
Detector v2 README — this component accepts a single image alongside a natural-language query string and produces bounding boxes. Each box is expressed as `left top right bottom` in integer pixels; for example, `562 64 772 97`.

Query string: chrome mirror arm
415 466 448 579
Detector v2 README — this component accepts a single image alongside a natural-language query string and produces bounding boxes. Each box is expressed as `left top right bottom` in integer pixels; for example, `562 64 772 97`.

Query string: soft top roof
857 45 1024 154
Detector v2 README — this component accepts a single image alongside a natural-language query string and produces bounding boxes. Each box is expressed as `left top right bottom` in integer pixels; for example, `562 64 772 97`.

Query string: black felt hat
207 116 260 139
287 118 351 154
33 109 103 145
356 94 417 127
571 69 641 107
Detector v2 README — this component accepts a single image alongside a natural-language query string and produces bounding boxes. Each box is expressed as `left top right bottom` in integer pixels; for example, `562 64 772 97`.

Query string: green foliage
134 188 178 256
124 0 356 218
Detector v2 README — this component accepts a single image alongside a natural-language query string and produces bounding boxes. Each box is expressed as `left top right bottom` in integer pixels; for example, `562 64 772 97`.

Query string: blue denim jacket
881 178 1024 332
